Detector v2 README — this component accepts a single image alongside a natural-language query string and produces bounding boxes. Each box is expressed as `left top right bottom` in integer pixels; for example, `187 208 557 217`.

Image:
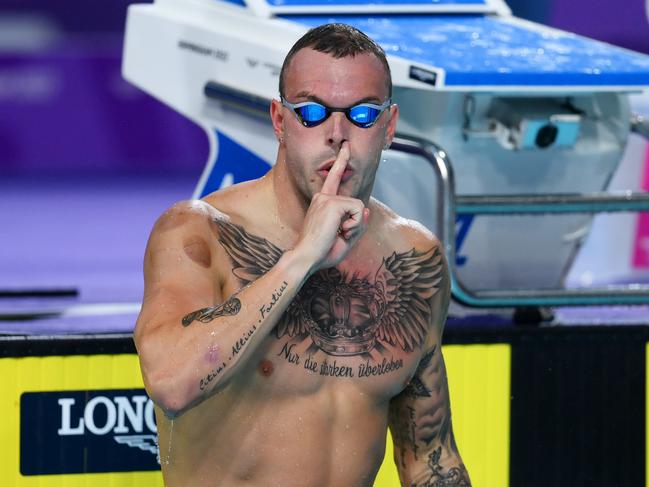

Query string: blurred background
1 0 648 178
0 0 647 322
1 0 649 317
0 0 210 324
2 0 648 179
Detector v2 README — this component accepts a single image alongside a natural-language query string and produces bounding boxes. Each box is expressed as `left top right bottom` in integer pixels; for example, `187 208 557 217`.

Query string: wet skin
136 48 470 486
154 201 445 486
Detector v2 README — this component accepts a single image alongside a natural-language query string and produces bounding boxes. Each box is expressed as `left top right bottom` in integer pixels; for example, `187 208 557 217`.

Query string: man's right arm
135 142 365 418
134 201 312 418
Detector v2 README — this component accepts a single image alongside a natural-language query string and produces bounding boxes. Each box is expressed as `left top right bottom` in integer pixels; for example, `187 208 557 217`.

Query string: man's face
273 48 398 201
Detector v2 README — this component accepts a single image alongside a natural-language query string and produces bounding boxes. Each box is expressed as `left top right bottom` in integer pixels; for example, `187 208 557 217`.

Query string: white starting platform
122 0 649 307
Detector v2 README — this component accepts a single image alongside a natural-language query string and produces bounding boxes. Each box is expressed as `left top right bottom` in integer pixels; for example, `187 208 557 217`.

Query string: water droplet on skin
164 419 174 465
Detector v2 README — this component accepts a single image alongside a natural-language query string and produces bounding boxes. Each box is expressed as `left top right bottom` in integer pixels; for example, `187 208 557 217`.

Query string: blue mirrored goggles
281 98 392 128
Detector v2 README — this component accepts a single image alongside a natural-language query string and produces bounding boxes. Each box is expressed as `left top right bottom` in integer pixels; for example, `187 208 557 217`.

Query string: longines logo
58 394 158 456
21 389 161 475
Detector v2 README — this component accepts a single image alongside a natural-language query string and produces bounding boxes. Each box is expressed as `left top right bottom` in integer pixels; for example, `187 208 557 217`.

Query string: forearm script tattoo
214 219 443 358
195 281 288 391
198 323 257 390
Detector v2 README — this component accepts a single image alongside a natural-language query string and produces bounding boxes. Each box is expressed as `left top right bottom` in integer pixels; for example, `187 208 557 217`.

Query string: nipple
258 359 274 377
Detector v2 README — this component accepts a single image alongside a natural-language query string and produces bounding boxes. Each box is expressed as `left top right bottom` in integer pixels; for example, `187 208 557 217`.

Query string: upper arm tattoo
182 296 241 327
179 218 283 328
391 346 471 486
403 346 437 398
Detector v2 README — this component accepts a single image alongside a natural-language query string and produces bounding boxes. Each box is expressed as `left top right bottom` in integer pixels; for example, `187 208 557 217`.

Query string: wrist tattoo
259 281 288 320
412 447 470 487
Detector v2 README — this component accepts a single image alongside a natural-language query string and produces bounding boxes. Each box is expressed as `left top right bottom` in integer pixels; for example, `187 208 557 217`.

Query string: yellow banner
1 343 510 486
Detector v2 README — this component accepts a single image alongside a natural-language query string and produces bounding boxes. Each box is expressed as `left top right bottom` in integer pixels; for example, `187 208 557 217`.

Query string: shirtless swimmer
134 23 471 487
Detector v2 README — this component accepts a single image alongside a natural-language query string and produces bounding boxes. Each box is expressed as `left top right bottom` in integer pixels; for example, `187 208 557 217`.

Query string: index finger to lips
320 143 350 195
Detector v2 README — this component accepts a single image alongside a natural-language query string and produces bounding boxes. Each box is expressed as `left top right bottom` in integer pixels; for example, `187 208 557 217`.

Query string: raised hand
294 142 370 273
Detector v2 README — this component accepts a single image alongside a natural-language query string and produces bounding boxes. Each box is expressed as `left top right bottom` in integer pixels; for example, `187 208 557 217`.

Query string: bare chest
215 219 443 400
244 333 419 401
228 263 437 401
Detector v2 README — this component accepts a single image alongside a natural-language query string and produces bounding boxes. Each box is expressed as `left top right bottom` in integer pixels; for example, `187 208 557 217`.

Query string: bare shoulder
201 178 265 224
143 199 236 286
369 197 443 252
369 198 450 335
144 179 271 287
151 199 225 234
137 200 238 336
147 199 227 255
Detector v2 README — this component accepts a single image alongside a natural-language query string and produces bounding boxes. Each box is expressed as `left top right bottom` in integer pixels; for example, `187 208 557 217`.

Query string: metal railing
391 135 649 307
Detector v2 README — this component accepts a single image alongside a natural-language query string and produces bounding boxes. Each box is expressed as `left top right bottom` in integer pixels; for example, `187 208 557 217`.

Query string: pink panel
632 145 649 268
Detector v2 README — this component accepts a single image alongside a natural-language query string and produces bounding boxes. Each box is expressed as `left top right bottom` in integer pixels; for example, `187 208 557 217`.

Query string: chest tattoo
216 219 443 357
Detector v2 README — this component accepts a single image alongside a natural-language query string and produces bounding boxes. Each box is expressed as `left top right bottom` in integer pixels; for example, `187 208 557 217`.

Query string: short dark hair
279 23 392 99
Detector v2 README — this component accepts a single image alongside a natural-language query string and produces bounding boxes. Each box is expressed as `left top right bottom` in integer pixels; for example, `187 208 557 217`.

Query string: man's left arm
387 246 471 487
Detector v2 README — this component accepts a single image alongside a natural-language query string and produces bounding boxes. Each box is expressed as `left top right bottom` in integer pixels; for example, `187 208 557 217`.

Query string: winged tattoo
374 247 443 352
216 218 284 282
216 219 307 338
215 219 444 356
